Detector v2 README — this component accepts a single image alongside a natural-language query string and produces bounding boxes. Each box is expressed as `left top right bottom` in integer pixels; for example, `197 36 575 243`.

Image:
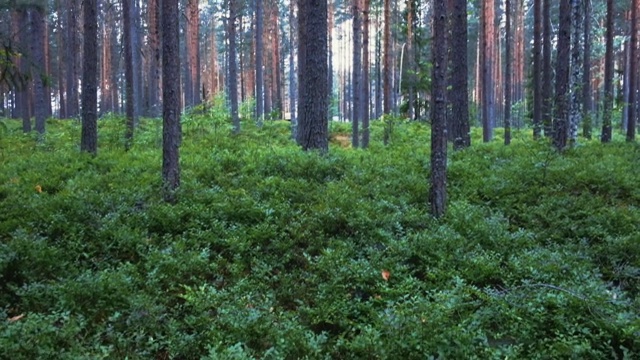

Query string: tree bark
65 0 79 117
451 0 469 149
362 0 370 148
147 0 161 117
568 0 583 145
430 0 447 218
229 0 240 133
256 0 264 124
29 6 47 135
81 0 98 154
296 0 328 152
481 0 495 142
383 0 391 115
601 0 614 143
542 0 553 137
185 0 200 108
123 0 136 149
504 0 512 145
532 0 542 138
352 0 362 148
582 0 592 139
627 0 638 142
553 0 571 150
162 0 181 202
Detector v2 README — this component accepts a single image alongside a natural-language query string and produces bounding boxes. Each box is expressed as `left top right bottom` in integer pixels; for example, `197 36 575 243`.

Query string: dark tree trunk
66 0 79 118
229 0 240 133
542 0 553 137
81 0 98 154
256 0 264 124
132 1 143 118
582 0 592 139
13 8 30 131
601 0 614 143
123 0 136 150
504 0 512 145
374 6 382 119
553 0 571 150
296 0 328 152
362 0 370 148
162 0 181 201
532 0 542 138
352 0 362 148
29 6 47 135
451 0 469 149
289 0 297 138
430 0 448 218
627 0 638 142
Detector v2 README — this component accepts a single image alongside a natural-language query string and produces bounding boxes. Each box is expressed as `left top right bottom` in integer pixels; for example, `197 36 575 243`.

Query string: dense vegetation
1 112 639 359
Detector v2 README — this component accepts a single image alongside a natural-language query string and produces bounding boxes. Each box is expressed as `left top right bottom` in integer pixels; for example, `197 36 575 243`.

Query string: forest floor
1 114 639 359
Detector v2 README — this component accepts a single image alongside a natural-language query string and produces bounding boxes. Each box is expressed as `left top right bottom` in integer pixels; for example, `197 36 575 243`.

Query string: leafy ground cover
1 114 639 359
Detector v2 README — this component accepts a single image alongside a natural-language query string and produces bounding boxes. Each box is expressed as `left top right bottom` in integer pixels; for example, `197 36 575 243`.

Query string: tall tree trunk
553 0 571 150
256 0 264 124
406 0 415 120
229 0 240 133
627 0 638 142
430 0 447 218
362 0 370 148
273 10 283 119
481 0 495 142
162 0 181 202
123 0 136 149
66 0 79 117
451 0 469 149
147 0 161 117
132 0 143 118
601 0 614 142
352 0 362 148
29 6 47 135
514 0 525 127
582 0 592 139
383 0 391 115
289 0 297 138
81 0 98 154
296 0 328 152
374 5 382 120
13 8 30 130
504 0 512 145
542 0 553 137
568 0 583 145
532 0 542 138
185 0 200 108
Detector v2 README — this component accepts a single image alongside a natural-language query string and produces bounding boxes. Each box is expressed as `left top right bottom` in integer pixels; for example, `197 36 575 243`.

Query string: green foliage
0 117 639 358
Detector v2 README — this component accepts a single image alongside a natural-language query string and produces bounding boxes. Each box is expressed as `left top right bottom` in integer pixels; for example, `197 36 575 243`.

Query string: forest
1 0 639 358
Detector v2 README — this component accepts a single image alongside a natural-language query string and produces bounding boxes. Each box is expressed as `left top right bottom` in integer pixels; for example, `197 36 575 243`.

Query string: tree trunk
406 0 415 120
147 0 161 117
430 0 447 218
29 6 47 136
568 0 583 145
542 0 553 137
13 8 30 130
601 0 614 142
162 0 181 202
352 0 362 148
229 0 240 133
383 0 391 115
451 0 469 149
289 0 297 138
582 0 592 139
81 0 98 154
504 0 512 145
123 0 136 149
66 0 79 118
627 0 638 142
532 0 542 138
296 0 328 152
256 0 264 125
185 0 200 108
481 0 495 142
362 0 370 147
553 0 571 150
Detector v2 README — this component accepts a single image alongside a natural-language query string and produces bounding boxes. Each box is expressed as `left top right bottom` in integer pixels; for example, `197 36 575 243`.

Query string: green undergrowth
0 115 639 359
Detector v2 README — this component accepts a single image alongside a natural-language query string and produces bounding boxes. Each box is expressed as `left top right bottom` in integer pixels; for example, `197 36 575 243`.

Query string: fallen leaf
35 185 42 193
8 314 25 322
381 269 391 281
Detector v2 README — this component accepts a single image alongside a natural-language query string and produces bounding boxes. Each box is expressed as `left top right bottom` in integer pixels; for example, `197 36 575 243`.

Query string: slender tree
383 0 391 115
352 0 362 148
582 0 592 139
65 0 79 118
430 0 447 218
568 0 583 145
553 0 571 150
627 0 638 142
504 0 512 145
256 0 264 125
451 0 469 149
533 0 542 138
185 0 200 108
229 0 240 133
542 0 553 136
147 0 161 117
296 0 328 152
362 0 371 148
601 0 614 142
289 0 297 138
162 0 181 201
481 0 495 142
123 0 136 150
28 5 47 135
81 0 98 154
